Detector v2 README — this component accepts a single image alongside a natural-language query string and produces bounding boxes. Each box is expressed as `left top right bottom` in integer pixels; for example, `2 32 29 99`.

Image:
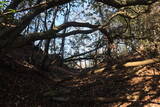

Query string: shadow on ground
0 54 160 107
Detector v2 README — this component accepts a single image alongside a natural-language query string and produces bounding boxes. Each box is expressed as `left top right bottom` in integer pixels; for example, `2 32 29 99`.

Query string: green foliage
0 1 9 4
0 1 9 9
8 9 17 13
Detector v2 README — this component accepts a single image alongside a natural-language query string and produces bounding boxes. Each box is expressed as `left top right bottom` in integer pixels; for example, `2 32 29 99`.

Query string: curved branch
0 0 73 48
13 29 97 47
57 29 96 37
96 0 158 8
3 1 48 15
54 22 99 32
5 0 22 12
18 0 72 33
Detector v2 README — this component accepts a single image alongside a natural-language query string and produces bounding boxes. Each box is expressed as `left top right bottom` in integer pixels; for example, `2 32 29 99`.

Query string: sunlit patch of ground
0 53 160 106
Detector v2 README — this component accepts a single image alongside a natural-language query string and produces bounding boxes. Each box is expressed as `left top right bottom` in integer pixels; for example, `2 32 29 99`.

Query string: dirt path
0 55 160 107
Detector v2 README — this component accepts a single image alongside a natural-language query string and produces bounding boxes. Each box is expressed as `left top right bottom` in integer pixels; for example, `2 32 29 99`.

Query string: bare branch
3 1 48 15
65 45 104 61
12 0 73 35
13 29 96 47
57 29 96 38
54 22 99 32
96 0 158 8
0 0 73 48
5 0 22 11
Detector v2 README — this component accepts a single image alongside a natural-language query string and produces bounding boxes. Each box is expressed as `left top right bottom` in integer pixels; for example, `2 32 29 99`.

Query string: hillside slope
0 51 160 107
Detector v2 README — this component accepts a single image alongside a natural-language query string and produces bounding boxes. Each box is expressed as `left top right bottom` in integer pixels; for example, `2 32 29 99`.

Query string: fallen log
92 57 160 73
123 58 160 67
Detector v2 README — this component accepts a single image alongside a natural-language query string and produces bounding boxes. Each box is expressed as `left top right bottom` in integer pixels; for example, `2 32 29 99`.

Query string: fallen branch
123 58 160 67
91 57 160 73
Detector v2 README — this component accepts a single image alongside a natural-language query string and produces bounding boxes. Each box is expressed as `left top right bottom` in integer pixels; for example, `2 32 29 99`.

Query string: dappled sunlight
0 0 160 106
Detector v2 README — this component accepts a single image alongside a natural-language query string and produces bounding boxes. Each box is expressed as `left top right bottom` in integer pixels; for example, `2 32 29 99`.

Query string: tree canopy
0 0 160 68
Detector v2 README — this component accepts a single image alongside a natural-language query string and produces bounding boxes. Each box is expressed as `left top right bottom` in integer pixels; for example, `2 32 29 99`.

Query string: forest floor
0 53 160 107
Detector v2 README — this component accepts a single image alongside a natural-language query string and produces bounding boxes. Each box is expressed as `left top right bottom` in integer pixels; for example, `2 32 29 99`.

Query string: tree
0 0 159 68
